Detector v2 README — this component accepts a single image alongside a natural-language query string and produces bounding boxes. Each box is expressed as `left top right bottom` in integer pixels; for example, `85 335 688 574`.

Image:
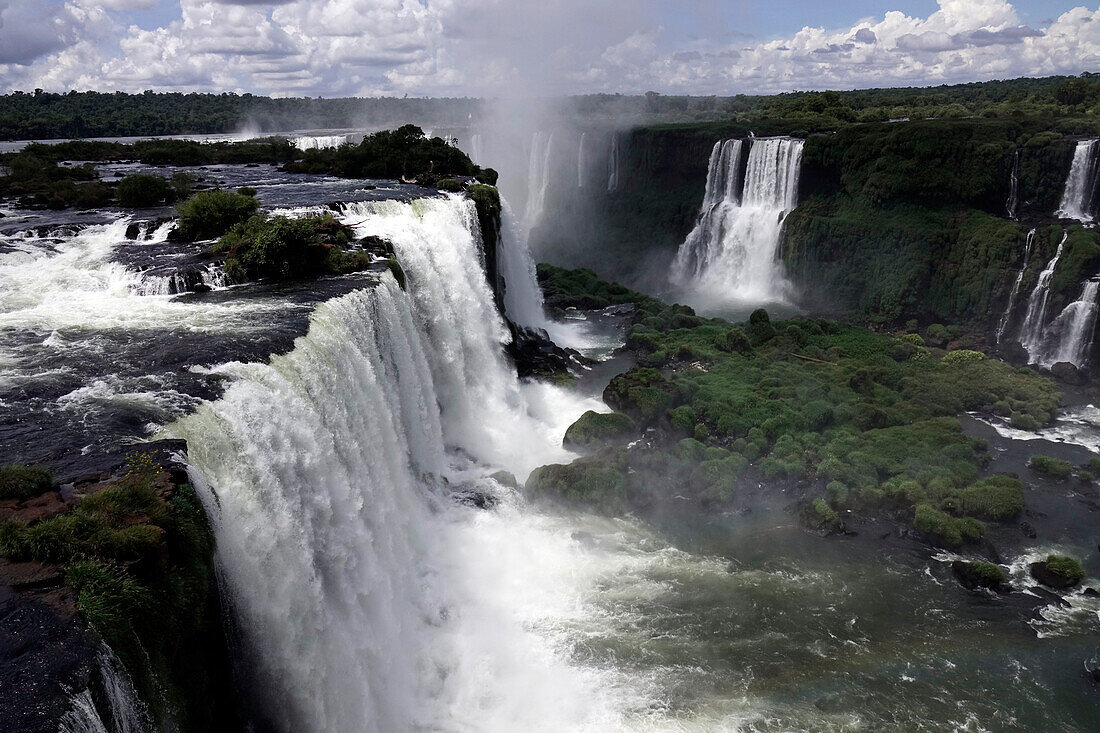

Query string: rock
1019 521 1037 539
952 560 1008 591
506 324 588 380
1029 557 1086 589
0 559 63 590
489 471 518 490
0 491 68 524
1050 361 1088 385
452 488 498 510
1083 587 1099 597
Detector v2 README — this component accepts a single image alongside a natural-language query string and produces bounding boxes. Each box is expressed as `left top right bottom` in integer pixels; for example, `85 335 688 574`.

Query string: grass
0 464 54 501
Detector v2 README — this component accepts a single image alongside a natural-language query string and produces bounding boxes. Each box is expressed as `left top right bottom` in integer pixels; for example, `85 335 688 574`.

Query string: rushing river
2 161 1098 731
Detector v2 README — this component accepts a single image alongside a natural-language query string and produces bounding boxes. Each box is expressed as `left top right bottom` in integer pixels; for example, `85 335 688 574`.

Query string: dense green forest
2 74 1098 140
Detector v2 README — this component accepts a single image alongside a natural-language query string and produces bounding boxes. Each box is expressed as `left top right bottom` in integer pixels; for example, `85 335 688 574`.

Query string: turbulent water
293 134 350 151
1058 139 1099 221
670 137 802 309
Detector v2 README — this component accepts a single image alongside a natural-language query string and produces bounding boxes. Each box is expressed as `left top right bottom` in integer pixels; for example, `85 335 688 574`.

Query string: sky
0 0 1096 97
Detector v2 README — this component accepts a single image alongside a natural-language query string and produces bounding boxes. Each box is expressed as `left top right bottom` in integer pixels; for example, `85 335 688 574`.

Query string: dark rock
1083 587 1099 597
952 560 1008 591
1050 361 1088 385
1019 521 1037 538
1030 559 1083 589
453 488 498 510
506 324 588 380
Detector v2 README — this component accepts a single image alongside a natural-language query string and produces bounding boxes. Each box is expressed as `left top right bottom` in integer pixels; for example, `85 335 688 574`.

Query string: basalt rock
1050 361 1088 385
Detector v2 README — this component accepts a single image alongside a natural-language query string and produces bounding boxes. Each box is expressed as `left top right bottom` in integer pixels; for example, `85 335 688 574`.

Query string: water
577 132 587 188
670 137 802 309
607 134 620 192
59 647 151 733
1007 149 1020 220
523 132 554 230
293 134 350 151
1057 140 1099 222
1018 231 1067 360
1038 279 1100 368
996 228 1036 343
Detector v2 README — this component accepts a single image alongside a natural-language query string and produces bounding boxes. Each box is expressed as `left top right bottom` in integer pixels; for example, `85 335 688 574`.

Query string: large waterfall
995 228 1036 343
523 132 554 230
670 137 803 306
170 196 632 730
1018 231 1067 359
1057 139 1099 222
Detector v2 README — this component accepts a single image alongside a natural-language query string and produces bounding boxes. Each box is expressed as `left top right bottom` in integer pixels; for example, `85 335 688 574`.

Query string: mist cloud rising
0 0 1097 95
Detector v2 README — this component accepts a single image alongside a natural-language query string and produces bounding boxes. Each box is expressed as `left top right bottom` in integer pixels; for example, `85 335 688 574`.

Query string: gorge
2 85 1100 733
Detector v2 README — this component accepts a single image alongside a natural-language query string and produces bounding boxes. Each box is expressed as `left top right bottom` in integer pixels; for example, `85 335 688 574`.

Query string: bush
116 174 172 208
215 214 365 281
563 411 636 447
940 349 986 366
1029 454 1073 479
914 503 983 548
748 308 775 343
926 323 949 345
175 190 259 241
0 464 54 501
953 476 1024 520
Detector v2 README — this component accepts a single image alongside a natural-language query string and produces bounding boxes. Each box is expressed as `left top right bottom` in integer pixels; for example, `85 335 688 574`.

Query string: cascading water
469 133 485 165
523 132 554 230
1018 231 1068 359
1040 278 1100 367
1006 149 1020 220
293 135 349 151
499 199 550 330
59 647 151 733
995 228 1036 343
670 137 802 306
1057 139 1099 222
607 134 620 192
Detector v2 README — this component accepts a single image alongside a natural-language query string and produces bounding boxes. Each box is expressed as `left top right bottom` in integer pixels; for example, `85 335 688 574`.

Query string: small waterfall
995 228 1036 343
1006 149 1020 220
132 264 229 296
1018 231 1068 358
670 137 803 305
607 134 620 192
293 135 348 151
499 199 550 330
469 133 484 165
59 647 151 733
1041 279 1100 367
577 131 587 188
523 132 554 230
1057 139 1099 222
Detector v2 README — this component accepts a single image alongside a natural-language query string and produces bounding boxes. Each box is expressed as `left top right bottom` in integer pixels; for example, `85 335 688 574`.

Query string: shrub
941 349 987 366
953 476 1024 520
1029 454 1073 479
748 308 775 343
953 560 1008 590
914 503 983 548
0 464 54 501
215 214 364 281
116 174 172 208
667 405 695 433
175 190 259 241
926 323 949 345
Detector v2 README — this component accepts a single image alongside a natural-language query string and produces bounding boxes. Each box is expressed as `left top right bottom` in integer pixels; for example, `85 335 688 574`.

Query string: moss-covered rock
563 411 637 448
952 560 1008 591
1029 554 1086 588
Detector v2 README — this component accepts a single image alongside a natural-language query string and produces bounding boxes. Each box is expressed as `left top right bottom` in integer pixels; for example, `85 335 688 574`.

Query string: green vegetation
0 152 110 209
0 452 225 729
1031 554 1087 588
0 464 54 501
1029 454 1073 479
954 560 1008 590
538 264 642 311
116 173 190 208
528 268 1061 549
174 189 259 241
212 212 370 282
563 411 636 448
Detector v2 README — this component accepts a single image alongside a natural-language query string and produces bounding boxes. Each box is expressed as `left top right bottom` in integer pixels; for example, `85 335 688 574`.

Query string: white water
1018 231 1067 360
60 647 151 733
499 199 550 330
995 228 1036 343
1007 149 1020 220
132 263 229 296
523 131 554 230
1039 279 1100 368
607 134 619 192
1057 139 1099 222
469 133 485 165
670 137 802 307
293 135 349 151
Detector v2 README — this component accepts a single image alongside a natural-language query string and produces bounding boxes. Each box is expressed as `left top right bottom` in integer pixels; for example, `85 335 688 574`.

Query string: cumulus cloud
0 0 1096 95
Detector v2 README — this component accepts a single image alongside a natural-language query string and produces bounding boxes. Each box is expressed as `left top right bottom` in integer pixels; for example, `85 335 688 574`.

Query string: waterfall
171 194 613 731
670 137 803 305
577 132 587 188
60 647 151 733
523 132 554 230
1006 149 1020 220
293 135 348 151
499 198 550 330
469 133 484 165
1057 139 1099 222
607 134 619 192
995 228 1036 343
1041 279 1100 367
1018 231 1068 358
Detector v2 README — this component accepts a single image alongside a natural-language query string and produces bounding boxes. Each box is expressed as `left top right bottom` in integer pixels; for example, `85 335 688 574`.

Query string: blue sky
0 0 1097 96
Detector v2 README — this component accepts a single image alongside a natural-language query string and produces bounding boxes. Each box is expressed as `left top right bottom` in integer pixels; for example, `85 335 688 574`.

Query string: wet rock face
0 587 98 733
1050 361 1088 385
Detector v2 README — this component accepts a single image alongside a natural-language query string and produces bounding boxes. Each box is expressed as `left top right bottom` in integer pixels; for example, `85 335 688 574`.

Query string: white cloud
0 0 1096 96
